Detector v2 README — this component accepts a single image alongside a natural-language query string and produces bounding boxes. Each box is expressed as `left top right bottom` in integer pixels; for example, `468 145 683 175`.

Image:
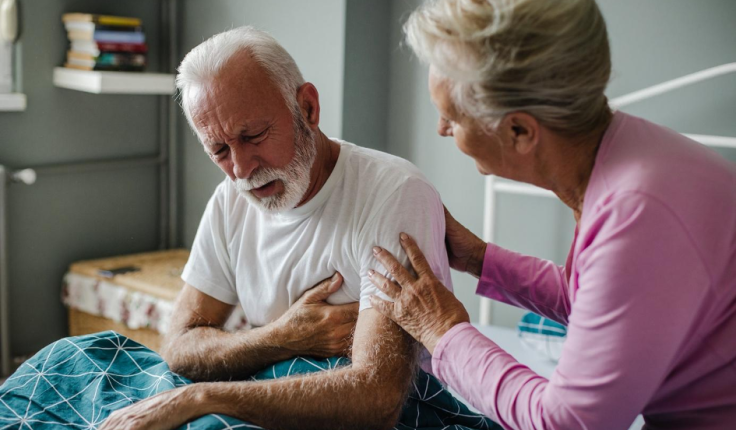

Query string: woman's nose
437 119 453 137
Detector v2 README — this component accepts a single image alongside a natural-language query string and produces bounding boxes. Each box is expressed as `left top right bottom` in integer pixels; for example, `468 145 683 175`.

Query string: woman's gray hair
176 26 305 123
406 0 612 136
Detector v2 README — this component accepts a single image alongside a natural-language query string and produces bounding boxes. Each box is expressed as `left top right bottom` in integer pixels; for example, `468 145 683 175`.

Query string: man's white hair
177 26 306 126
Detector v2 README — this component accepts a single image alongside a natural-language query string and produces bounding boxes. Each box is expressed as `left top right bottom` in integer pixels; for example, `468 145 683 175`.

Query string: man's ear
502 112 539 155
296 83 321 130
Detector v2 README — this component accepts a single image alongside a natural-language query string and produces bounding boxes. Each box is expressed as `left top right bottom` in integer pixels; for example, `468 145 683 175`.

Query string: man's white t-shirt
182 140 453 329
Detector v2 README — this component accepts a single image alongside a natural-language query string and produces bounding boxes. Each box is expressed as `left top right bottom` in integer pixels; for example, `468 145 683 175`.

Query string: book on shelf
63 63 146 72
67 51 146 66
62 12 148 72
62 13 141 27
67 29 146 44
64 21 143 33
70 41 148 56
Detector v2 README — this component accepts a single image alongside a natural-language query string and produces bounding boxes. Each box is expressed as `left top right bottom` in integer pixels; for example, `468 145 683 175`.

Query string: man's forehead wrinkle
189 51 283 149
195 107 261 148
192 104 228 147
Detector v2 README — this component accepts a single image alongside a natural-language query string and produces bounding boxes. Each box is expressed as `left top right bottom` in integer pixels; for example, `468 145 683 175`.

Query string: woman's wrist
424 318 469 355
423 326 450 356
468 241 487 279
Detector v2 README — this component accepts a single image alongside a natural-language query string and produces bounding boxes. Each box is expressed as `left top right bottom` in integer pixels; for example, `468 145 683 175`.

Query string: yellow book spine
96 16 142 27
62 13 141 27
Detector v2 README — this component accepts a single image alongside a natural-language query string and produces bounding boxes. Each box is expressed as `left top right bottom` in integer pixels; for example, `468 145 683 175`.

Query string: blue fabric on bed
517 312 567 337
517 312 567 362
0 331 499 429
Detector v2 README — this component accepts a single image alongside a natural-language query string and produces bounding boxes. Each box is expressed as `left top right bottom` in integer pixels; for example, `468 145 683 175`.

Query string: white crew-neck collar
274 139 351 220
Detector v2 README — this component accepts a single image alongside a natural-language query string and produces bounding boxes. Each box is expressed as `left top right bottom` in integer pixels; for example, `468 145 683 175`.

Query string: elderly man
101 26 453 430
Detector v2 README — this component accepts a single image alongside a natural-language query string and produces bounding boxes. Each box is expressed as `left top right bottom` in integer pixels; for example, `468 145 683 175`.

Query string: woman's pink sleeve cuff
476 242 515 300
431 322 478 383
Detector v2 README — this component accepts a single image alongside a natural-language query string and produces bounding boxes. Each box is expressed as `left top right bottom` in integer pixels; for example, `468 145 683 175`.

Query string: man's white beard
233 114 317 213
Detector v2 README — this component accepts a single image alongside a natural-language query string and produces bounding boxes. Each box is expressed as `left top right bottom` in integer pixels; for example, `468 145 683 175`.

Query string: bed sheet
0 331 500 430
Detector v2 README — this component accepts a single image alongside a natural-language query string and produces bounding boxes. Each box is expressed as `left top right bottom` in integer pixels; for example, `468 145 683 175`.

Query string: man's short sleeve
357 177 453 312
181 182 239 305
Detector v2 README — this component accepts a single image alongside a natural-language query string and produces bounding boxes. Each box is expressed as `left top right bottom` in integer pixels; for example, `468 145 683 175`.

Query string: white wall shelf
0 93 26 111
53 67 175 95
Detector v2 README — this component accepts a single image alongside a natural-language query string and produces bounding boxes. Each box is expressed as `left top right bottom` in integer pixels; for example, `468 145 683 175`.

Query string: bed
49 250 644 429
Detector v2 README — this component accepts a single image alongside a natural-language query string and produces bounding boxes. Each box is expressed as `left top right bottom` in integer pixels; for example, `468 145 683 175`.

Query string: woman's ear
502 112 539 155
296 83 321 130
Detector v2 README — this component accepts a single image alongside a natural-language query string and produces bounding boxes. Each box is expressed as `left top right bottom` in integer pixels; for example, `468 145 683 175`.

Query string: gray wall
341 0 391 151
3 0 734 364
179 0 347 246
386 0 736 327
602 0 736 139
0 0 164 359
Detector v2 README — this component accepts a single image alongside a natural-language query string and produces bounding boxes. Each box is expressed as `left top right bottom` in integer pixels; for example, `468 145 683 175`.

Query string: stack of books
62 13 147 72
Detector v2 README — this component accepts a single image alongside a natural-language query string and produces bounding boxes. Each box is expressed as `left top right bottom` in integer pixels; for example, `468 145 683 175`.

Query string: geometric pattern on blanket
0 331 500 430
517 312 567 363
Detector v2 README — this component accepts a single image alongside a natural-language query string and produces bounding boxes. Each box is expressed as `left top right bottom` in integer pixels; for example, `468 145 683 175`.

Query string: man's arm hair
191 309 417 430
161 284 298 381
163 280 358 382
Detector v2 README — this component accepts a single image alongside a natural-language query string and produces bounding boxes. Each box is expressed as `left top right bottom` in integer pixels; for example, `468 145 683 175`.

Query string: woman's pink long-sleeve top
432 112 736 430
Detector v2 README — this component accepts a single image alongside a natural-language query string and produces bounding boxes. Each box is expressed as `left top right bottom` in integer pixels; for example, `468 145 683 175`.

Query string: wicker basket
65 249 190 352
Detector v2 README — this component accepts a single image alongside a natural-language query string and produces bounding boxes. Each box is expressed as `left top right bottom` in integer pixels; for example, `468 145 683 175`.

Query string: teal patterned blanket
0 332 499 429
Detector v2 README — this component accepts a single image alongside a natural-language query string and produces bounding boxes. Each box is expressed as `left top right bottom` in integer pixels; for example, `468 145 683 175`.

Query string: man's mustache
235 170 283 191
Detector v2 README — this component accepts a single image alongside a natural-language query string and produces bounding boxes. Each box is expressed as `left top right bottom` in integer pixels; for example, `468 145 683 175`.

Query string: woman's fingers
368 270 402 299
399 233 435 279
373 246 414 286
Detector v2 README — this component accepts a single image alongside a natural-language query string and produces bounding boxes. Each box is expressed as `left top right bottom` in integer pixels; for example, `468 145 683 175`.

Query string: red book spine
95 42 148 53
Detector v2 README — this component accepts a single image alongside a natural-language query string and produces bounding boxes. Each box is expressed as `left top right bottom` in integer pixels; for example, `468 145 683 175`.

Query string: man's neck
296 132 341 207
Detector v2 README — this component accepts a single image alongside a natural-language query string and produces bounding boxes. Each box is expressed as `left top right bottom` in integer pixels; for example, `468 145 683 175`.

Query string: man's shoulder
336 141 442 226
340 140 435 195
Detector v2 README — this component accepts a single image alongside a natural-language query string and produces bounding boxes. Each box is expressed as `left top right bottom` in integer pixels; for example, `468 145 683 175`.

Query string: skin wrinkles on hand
369 233 470 354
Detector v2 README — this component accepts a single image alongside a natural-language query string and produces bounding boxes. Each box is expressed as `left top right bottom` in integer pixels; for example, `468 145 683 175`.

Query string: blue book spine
93 31 146 44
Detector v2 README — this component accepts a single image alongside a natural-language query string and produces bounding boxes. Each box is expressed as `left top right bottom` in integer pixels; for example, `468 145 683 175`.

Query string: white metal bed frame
479 62 736 325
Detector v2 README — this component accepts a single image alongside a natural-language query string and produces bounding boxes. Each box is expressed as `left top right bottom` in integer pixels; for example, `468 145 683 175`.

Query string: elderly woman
368 0 736 429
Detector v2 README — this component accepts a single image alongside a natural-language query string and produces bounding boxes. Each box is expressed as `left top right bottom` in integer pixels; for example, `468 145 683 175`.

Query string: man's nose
231 144 259 179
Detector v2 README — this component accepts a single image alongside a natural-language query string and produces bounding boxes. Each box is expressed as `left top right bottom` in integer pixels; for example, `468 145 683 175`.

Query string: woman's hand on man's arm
369 233 470 354
444 205 487 278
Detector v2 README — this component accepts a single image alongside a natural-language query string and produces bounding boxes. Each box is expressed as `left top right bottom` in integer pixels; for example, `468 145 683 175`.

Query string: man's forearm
191 354 414 430
162 324 296 381
185 312 417 430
